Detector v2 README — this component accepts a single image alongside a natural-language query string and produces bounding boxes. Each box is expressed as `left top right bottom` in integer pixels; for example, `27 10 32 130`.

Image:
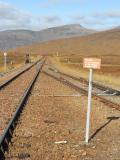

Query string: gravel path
5 72 120 160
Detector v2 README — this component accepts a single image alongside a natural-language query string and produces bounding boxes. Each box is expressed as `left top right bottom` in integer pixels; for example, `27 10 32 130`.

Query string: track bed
6 72 120 160
44 65 120 110
0 64 32 85
0 64 40 136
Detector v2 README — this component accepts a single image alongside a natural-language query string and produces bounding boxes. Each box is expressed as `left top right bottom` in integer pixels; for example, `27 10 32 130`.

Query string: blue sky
0 0 120 31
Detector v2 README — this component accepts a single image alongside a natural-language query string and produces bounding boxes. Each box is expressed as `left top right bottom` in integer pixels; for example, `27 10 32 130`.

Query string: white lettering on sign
83 58 101 69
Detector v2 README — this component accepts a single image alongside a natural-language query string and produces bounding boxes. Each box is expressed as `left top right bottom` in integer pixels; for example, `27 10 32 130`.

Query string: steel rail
0 63 28 77
43 70 120 111
49 67 120 96
61 72 120 95
0 59 45 159
0 58 43 90
58 71 120 96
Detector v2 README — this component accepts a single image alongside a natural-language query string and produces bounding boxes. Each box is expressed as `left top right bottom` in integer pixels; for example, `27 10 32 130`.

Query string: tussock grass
0 28 119 88
0 52 41 73
49 56 120 89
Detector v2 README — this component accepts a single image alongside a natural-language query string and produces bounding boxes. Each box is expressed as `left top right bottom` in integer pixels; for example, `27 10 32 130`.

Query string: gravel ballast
6 72 120 160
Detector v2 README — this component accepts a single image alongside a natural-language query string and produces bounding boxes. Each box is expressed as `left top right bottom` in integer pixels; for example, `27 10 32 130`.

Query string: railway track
43 65 120 111
48 66 120 96
0 63 33 84
0 61 119 159
5 70 120 159
0 59 43 90
0 59 45 159
0 63 29 77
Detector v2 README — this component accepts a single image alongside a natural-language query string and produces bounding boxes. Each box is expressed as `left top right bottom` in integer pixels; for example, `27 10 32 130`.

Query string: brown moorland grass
0 51 40 72
48 56 120 89
9 28 120 65
0 28 120 87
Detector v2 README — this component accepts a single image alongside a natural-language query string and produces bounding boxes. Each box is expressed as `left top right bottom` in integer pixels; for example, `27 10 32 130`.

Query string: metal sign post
83 58 101 144
4 52 7 73
85 68 93 143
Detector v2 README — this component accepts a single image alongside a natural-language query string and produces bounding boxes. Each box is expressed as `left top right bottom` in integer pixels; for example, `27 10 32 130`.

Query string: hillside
11 27 120 65
0 24 95 51
0 27 120 88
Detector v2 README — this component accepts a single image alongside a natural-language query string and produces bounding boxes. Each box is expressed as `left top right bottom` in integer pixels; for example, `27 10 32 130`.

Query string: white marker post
83 58 101 144
4 52 7 72
85 68 93 143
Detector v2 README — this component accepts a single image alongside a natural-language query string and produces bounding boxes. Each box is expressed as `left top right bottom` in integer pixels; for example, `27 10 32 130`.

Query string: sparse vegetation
0 51 40 72
48 56 120 89
0 28 120 88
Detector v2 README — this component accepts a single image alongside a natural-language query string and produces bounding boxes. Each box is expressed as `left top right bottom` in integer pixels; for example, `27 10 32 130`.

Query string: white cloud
0 2 63 31
0 2 37 30
0 1 119 31
41 0 86 7
93 11 120 18
44 16 61 23
69 11 120 30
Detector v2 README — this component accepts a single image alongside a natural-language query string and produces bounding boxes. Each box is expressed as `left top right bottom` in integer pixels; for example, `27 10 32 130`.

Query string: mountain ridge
0 24 96 51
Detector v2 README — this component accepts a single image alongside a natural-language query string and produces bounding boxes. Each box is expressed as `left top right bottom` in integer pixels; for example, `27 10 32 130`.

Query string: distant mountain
13 26 120 65
0 24 96 51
